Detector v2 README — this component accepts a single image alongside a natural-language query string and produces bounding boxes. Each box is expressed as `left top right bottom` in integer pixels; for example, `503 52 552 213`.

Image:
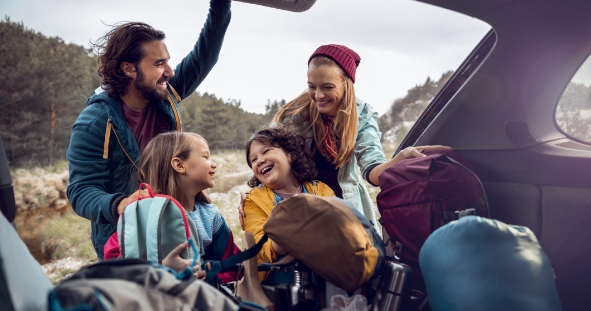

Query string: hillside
378 71 454 145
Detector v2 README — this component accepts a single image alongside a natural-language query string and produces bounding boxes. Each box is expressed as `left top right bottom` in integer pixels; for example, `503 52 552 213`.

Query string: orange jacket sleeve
243 195 276 264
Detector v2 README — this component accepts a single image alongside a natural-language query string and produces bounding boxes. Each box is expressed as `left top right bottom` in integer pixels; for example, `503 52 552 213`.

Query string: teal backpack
115 183 200 264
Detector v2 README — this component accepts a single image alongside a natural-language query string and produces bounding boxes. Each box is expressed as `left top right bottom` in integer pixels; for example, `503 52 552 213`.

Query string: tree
0 17 99 166
556 82 591 142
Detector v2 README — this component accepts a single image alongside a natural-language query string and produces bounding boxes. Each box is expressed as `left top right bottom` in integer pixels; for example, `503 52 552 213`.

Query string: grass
40 212 96 262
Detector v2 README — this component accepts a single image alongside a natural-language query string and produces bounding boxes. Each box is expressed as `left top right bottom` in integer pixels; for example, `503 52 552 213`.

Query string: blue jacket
66 0 231 259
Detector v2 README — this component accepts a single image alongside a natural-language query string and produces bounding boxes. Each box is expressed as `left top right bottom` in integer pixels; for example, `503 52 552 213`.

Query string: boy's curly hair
245 125 317 188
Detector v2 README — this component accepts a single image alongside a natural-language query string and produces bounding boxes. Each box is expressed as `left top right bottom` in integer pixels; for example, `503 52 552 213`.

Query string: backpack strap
120 200 141 259
166 84 182 132
203 234 269 286
441 155 489 221
145 197 173 263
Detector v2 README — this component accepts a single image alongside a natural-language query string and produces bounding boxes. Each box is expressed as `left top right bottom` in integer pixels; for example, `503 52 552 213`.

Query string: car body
255 0 591 309
399 1 591 310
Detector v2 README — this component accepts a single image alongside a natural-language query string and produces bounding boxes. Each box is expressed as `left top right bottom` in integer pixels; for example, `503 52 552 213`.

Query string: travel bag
263 195 386 293
420 216 562 311
377 149 489 275
48 258 267 311
103 183 200 264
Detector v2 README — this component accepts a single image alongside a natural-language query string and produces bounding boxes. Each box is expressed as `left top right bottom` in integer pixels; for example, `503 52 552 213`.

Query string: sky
0 0 491 115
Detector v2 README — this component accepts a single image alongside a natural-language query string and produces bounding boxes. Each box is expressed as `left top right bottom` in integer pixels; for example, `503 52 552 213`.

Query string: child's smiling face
248 140 299 193
180 136 217 191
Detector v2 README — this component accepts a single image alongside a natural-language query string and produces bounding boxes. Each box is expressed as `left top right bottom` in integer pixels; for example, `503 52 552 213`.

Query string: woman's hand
398 145 452 160
238 193 246 231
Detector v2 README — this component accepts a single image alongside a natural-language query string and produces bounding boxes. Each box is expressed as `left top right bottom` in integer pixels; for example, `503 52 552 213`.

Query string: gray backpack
48 259 266 311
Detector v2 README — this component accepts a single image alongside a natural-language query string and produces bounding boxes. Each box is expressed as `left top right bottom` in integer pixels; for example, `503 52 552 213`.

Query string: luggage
0 211 53 311
48 258 267 311
104 183 200 264
377 149 489 274
419 216 562 311
263 195 386 293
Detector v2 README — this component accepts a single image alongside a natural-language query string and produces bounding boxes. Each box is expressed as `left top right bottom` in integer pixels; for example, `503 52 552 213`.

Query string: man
66 0 231 259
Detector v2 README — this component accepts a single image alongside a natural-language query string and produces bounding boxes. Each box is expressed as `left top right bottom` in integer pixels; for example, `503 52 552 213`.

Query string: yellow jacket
243 181 335 266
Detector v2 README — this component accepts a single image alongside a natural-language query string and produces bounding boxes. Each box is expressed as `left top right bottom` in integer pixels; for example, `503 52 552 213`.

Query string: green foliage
556 82 591 142
40 212 96 262
181 92 277 151
0 17 100 167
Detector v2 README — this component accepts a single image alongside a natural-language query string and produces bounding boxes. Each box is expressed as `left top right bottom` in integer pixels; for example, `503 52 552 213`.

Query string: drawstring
102 122 112 159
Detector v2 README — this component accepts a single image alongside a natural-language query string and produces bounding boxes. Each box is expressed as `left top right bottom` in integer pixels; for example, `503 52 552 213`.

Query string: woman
241 44 445 232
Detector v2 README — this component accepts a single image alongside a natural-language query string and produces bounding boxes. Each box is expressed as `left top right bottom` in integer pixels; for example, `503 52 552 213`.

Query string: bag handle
441 156 489 220
138 183 155 199
136 183 191 241
202 234 269 286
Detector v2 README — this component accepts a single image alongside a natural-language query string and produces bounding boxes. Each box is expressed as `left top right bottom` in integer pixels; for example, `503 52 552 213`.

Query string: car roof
235 0 316 12
412 0 591 151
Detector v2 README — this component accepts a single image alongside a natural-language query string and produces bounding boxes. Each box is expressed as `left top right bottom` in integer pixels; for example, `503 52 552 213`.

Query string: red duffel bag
377 148 489 275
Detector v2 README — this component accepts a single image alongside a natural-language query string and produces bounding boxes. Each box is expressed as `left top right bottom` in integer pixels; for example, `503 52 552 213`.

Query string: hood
86 87 117 106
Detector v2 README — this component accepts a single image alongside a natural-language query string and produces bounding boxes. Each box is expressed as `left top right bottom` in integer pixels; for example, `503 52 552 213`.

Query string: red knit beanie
308 44 361 83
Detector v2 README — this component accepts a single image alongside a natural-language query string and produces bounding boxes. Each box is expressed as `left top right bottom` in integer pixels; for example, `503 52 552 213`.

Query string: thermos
290 262 316 306
371 260 413 311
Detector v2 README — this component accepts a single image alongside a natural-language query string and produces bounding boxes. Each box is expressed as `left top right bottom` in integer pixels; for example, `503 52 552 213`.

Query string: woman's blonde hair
139 132 211 208
273 56 358 168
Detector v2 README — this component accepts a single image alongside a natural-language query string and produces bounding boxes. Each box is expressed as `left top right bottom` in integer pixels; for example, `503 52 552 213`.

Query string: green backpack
115 183 200 264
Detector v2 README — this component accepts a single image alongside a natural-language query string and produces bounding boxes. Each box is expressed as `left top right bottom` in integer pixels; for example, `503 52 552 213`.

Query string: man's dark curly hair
91 22 165 98
246 125 318 188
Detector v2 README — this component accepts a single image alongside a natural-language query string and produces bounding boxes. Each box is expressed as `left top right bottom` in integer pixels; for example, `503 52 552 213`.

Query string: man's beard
134 69 169 102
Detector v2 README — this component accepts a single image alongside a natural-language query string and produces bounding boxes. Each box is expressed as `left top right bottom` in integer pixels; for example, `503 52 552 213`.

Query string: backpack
48 258 267 311
377 149 489 275
419 216 562 311
263 195 386 293
104 183 200 264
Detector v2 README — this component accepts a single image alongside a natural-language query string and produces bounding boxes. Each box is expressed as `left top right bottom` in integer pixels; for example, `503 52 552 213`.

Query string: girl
242 125 334 265
270 44 447 232
106 131 240 280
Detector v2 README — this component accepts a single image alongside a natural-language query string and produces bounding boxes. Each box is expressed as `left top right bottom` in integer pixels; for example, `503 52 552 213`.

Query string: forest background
2 17 589 283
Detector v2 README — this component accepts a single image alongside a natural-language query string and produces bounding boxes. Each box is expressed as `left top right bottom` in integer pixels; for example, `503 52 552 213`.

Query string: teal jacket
336 99 385 233
66 0 231 259
292 98 386 232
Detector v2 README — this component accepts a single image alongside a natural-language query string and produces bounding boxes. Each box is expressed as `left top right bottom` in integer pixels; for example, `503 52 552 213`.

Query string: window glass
556 56 591 143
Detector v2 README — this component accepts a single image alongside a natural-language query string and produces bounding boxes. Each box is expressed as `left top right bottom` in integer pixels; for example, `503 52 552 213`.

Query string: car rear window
556 55 591 144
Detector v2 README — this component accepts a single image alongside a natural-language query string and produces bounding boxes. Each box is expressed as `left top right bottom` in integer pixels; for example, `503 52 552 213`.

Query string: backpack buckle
455 208 476 219
394 241 403 259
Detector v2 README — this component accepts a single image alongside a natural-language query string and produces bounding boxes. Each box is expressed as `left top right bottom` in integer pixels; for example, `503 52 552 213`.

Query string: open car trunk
402 0 591 310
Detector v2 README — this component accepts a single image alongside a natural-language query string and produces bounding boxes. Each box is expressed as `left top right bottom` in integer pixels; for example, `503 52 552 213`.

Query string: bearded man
66 0 231 259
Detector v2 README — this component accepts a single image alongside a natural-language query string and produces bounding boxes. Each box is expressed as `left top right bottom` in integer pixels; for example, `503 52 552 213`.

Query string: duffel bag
263 195 386 293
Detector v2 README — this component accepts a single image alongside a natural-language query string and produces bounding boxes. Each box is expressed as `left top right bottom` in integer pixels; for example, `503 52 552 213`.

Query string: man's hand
117 188 150 215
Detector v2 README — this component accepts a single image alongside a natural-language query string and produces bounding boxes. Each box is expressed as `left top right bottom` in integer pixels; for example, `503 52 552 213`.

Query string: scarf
322 115 339 161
